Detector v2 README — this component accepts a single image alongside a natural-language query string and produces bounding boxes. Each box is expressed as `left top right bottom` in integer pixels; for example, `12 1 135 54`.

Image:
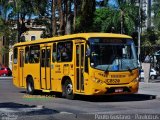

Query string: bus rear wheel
26 77 34 95
63 79 74 99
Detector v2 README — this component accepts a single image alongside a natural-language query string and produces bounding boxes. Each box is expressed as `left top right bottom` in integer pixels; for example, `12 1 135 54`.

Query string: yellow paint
12 33 139 96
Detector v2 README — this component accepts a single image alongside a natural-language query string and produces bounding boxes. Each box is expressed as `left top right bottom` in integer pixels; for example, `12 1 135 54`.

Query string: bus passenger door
75 43 85 93
19 49 24 87
40 47 51 90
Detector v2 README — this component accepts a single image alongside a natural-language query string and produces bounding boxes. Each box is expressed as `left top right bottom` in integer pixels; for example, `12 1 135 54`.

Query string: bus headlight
132 77 139 83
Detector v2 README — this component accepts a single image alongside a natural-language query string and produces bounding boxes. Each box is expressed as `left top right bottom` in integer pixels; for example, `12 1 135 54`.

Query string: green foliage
152 0 160 30
141 28 158 45
0 46 9 55
0 0 149 45
92 2 140 35
75 0 96 32
92 8 110 32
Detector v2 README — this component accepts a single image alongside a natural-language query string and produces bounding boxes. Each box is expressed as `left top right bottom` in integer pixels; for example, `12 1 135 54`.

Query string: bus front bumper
91 80 139 95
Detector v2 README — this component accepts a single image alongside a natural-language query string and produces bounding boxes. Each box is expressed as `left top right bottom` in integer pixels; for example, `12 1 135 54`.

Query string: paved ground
2 77 160 98
1 77 160 120
138 81 160 99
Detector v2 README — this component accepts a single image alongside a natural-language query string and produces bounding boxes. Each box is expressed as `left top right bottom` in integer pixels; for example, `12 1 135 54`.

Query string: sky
108 0 119 8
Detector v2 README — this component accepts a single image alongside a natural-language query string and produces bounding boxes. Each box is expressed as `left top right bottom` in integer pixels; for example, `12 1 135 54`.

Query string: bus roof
13 33 132 47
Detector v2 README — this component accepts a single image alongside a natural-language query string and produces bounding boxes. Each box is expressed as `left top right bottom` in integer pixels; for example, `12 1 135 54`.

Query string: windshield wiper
104 65 110 74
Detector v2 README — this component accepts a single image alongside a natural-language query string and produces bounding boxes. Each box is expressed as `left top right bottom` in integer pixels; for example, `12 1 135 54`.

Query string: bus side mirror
86 48 90 57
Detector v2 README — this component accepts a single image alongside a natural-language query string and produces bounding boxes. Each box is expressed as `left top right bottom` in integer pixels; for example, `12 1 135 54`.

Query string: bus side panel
12 64 19 87
12 47 20 88
51 63 75 92
51 41 75 93
51 63 63 92
24 64 40 90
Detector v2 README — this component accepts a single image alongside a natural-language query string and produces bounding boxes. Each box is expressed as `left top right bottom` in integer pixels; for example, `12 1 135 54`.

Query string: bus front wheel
63 79 74 99
26 77 34 95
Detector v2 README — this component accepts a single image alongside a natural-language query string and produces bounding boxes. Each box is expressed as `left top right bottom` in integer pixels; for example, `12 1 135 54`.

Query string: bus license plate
115 88 123 93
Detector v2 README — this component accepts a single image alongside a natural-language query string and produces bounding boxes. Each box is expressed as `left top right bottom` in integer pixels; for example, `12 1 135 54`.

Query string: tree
92 1 144 35
141 27 158 45
152 0 160 30
73 0 77 32
75 0 96 32
51 0 57 36
7 0 48 42
65 0 72 34
0 0 13 44
0 0 14 66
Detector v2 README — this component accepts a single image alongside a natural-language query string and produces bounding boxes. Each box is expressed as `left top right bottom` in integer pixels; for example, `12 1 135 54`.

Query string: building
8 20 46 70
21 29 44 42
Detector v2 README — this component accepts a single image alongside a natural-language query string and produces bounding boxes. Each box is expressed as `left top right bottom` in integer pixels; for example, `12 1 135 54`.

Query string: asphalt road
1 78 160 120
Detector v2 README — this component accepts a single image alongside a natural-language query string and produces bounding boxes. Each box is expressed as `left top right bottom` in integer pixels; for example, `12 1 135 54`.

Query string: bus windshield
89 38 138 71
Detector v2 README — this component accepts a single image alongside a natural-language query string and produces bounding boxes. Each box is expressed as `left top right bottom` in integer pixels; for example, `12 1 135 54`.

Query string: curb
0 77 12 80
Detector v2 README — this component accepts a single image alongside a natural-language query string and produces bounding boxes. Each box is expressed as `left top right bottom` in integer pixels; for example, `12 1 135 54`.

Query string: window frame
13 47 18 64
31 36 36 41
29 45 40 63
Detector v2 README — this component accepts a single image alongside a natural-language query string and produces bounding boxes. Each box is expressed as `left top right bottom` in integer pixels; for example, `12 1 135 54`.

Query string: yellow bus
12 33 139 99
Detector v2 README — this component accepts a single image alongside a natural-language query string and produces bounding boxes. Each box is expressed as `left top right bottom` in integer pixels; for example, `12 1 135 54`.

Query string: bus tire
63 79 74 99
26 77 34 95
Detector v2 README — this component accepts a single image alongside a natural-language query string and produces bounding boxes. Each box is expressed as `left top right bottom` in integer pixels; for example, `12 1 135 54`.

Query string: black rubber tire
26 77 35 95
150 75 155 80
63 79 74 99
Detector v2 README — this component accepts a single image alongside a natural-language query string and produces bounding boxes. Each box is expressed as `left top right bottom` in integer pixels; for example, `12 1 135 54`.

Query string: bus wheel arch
61 76 74 99
26 75 35 95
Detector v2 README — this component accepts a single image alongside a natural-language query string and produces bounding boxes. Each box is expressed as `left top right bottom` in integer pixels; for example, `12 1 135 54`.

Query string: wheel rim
151 76 154 79
28 83 32 92
3 74 6 76
66 83 72 95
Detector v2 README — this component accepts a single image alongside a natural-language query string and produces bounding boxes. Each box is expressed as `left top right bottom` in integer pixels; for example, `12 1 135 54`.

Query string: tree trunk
73 0 77 32
58 0 64 35
65 0 72 34
51 0 56 36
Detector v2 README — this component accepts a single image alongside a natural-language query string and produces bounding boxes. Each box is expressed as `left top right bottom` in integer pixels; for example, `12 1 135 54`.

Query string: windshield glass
89 38 138 71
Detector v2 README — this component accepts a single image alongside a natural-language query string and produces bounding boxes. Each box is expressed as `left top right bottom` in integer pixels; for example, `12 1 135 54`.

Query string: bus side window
25 47 29 63
13 47 18 64
29 50 35 63
52 43 57 62
57 41 73 62
29 45 40 63
57 44 62 62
